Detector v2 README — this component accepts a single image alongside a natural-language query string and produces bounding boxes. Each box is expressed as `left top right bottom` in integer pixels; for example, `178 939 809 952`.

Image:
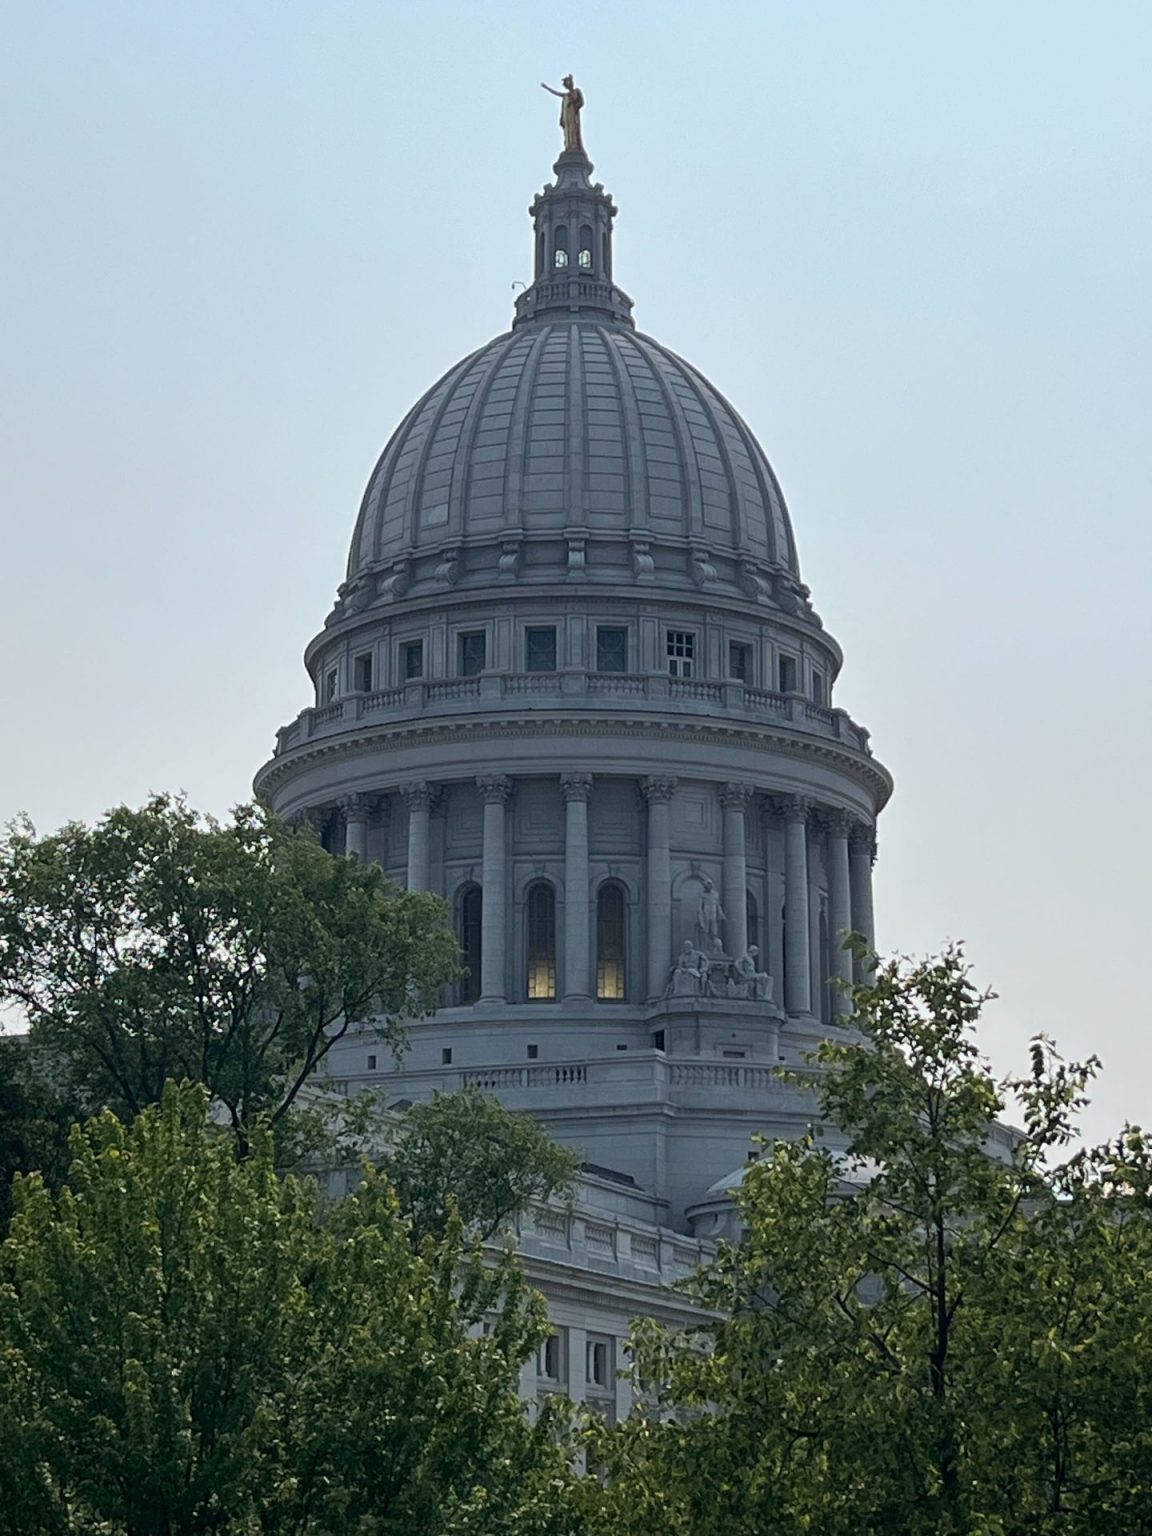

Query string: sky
1 2 1149 1143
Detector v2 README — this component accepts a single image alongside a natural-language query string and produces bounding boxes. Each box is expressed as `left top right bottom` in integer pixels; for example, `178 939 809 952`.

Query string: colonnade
312 777 876 1014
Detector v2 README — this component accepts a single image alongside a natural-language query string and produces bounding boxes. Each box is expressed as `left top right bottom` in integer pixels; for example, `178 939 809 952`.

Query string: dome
346 320 799 580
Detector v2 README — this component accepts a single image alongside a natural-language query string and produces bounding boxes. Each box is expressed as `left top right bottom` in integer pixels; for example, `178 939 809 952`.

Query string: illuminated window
526 882 557 1000
578 248 592 269
457 884 482 1004
666 630 695 678
579 224 593 271
596 883 627 1001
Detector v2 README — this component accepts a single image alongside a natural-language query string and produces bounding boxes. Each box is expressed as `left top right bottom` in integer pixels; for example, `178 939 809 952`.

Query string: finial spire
540 75 585 156
512 81 634 330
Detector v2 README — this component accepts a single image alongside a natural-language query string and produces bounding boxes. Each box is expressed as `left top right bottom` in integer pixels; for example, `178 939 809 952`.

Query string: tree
589 946 1152 1536
0 1036 78 1237
0 1083 583 1535
0 796 458 1146
381 1085 581 1243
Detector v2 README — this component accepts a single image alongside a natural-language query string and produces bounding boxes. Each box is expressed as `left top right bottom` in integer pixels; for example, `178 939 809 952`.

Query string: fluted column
561 773 593 1001
477 775 512 1003
849 822 877 977
720 782 753 958
781 795 812 1016
826 811 854 1015
401 781 437 891
340 795 371 861
642 777 678 1000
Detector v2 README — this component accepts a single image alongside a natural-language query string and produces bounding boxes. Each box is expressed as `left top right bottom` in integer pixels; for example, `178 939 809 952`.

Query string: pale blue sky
1 2 1149 1141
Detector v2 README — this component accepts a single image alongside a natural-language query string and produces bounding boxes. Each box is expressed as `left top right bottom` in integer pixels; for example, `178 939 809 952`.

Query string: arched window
746 890 759 958
553 224 569 269
578 224 593 270
457 884 482 1004
526 882 557 1000
596 883 627 1001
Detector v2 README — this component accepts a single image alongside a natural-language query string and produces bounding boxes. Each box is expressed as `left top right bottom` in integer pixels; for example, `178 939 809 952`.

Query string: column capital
720 781 754 811
849 820 878 860
338 793 374 819
771 793 812 824
400 780 440 814
823 808 854 840
476 774 513 806
640 775 678 805
560 772 594 803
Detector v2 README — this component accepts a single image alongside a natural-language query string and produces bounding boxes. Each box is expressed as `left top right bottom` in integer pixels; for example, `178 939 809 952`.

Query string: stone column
781 795 812 1016
561 773 593 1001
720 783 753 958
477 775 512 1004
340 795 371 861
849 821 877 977
401 781 437 891
826 810 854 1015
641 777 678 1000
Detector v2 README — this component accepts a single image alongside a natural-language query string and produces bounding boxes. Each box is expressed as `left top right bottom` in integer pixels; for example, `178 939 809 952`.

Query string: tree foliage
0 796 458 1144
0 1037 77 1238
0 1083 581 1536
589 945 1152 1536
381 1085 581 1243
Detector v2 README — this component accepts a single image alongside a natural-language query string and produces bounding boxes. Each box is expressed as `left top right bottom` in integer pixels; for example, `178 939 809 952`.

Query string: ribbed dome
346 319 800 581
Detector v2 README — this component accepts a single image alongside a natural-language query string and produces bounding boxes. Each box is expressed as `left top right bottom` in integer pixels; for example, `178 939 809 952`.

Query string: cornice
253 712 894 806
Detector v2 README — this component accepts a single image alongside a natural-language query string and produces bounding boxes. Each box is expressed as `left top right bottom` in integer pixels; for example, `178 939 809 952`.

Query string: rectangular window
596 626 628 673
778 653 798 693
526 1043 539 1059
353 652 373 692
652 1029 666 1052
525 626 557 672
539 1331 566 1383
441 1047 452 1065
323 668 338 704
586 1337 612 1389
458 631 486 676
666 630 695 678
728 641 751 682
811 670 827 706
403 640 424 680
367 1054 377 1070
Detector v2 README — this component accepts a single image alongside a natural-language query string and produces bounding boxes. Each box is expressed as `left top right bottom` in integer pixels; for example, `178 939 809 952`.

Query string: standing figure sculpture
541 75 585 154
696 877 726 956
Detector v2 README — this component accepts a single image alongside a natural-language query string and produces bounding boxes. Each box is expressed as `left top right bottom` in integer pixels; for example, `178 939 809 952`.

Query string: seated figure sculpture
733 947 774 1002
669 939 710 997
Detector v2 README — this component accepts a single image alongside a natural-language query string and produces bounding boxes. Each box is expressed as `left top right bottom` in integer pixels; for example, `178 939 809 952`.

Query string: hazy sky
2 2 1149 1142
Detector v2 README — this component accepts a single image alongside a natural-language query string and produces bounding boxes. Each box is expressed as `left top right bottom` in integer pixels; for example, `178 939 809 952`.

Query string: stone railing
518 1203 712 1285
273 673 873 756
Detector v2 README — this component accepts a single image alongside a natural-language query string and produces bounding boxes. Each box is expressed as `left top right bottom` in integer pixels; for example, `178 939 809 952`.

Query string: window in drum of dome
323 667 338 704
811 669 827 706
458 630 486 677
778 653 798 694
578 224 593 270
596 883 627 1001
403 639 424 680
578 248 592 270
596 626 628 673
353 652 373 693
728 641 751 682
526 882 557 1000
525 626 557 672
457 885 482 1004
666 630 695 678
587 1336 613 1389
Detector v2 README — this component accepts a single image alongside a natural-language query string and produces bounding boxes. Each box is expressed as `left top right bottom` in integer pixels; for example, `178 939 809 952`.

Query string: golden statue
541 75 584 154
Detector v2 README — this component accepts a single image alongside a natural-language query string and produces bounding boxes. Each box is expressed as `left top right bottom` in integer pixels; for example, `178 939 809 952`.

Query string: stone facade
255 132 892 1419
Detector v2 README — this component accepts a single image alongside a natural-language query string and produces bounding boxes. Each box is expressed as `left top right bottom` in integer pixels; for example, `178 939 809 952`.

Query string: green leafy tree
381 1085 581 1242
0 1083 583 1535
589 946 1152 1536
0 796 458 1146
0 1036 78 1236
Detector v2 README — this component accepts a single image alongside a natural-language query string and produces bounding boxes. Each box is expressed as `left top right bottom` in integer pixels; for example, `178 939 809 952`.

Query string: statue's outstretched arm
540 82 563 97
